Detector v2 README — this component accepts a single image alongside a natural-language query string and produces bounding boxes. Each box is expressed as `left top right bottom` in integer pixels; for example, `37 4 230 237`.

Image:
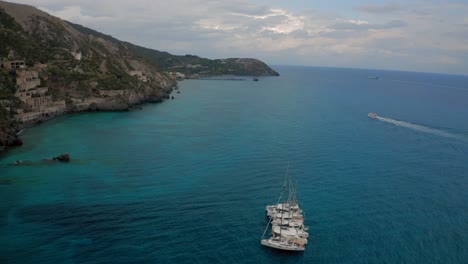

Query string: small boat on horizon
368 112 378 119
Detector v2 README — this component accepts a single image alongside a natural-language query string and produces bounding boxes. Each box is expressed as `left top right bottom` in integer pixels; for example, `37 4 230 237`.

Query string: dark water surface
1 66 467 263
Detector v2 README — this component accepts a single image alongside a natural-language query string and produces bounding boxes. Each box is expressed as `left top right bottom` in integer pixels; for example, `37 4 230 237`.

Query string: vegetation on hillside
65 21 279 77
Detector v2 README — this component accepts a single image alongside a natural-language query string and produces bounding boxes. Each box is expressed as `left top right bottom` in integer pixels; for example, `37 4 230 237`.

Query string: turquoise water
1 66 467 263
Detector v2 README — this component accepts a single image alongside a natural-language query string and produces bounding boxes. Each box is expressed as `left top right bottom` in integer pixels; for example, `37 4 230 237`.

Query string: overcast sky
7 0 468 75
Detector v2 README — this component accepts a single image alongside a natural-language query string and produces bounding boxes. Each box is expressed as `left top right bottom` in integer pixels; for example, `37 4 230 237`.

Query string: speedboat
368 112 378 119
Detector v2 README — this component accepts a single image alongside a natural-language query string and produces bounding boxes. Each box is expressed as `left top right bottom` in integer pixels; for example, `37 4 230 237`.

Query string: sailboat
261 165 308 251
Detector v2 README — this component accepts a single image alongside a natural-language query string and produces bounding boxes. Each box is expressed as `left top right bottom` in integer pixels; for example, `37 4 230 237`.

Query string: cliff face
0 1 177 153
0 107 21 151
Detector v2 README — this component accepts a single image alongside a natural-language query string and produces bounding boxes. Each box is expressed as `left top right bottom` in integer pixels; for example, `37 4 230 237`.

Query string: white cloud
437 56 463 65
39 5 113 23
260 10 305 34
4 0 468 75
355 3 403 14
346 19 369 25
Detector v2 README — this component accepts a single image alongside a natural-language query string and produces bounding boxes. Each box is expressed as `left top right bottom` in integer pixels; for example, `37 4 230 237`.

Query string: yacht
271 218 304 228
272 225 309 240
261 236 306 251
266 203 302 217
261 165 308 251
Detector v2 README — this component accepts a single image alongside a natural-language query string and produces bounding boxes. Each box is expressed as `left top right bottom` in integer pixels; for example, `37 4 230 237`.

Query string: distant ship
368 112 378 119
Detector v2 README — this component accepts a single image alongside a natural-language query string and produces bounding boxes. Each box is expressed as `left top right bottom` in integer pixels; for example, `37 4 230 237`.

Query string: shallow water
1 66 467 263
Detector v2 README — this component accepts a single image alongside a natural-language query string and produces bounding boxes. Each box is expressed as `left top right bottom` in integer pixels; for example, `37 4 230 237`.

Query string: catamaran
261 165 308 251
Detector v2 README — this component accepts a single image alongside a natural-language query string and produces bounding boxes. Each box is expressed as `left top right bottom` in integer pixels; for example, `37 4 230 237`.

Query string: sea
1 66 467 263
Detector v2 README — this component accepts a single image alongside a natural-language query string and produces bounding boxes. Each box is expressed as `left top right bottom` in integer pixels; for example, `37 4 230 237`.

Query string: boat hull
272 226 309 240
261 239 305 251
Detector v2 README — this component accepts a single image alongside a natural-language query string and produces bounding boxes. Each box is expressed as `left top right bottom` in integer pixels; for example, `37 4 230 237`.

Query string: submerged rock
53 152 70 162
0 128 23 154
10 160 33 166
0 179 12 185
11 138 23 146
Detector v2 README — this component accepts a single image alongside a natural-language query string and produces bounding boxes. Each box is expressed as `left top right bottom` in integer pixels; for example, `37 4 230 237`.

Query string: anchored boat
261 236 307 251
261 165 308 251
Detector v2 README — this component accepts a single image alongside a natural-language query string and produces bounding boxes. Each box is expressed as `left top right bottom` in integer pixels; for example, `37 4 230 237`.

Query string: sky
7 0 468 75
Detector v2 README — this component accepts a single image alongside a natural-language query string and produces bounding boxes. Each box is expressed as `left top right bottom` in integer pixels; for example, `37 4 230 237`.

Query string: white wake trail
375 116 464 141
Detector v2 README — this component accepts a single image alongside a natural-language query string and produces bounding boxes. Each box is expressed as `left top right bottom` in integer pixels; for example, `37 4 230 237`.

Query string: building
15 86 48 103
168 72 185 80
26 95 52 111
99 90 126 97
0 58 26 69
71 51 82 61
16 70 41 90
129 70 148 82
186 64 202 69
12 68 67 123
14 100 66 123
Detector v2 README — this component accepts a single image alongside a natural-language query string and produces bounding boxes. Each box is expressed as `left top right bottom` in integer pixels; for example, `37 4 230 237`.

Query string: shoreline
0 84 177 158
1 73 278 158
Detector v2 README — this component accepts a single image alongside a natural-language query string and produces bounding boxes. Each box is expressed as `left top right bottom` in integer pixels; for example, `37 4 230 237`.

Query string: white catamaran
261 166 308 251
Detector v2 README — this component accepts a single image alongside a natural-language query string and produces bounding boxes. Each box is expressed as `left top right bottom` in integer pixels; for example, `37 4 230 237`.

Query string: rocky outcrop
0 126 22 154
52 152 70 162
71 85 173 112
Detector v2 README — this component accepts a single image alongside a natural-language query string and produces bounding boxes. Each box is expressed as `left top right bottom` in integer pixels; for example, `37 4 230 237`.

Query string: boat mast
280 163 291 238
261 164 290 239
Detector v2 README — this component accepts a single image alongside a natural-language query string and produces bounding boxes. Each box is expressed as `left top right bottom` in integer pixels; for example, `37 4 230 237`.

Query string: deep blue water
1 66 467 263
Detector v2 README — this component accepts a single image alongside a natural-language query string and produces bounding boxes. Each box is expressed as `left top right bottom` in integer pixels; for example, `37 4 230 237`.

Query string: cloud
331 20 408 31
39 5 113 23
437 56 463 65
355 3 403 14
4 0 468 75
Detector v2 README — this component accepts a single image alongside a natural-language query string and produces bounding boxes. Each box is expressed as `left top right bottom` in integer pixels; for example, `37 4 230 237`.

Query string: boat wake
373 115 466 141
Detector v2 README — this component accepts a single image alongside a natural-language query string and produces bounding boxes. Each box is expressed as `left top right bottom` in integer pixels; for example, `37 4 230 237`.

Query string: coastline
0 83 177 157
0 73 276 158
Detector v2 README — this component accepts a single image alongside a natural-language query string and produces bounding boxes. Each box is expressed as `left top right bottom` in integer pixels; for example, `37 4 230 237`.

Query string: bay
1 66 467 263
